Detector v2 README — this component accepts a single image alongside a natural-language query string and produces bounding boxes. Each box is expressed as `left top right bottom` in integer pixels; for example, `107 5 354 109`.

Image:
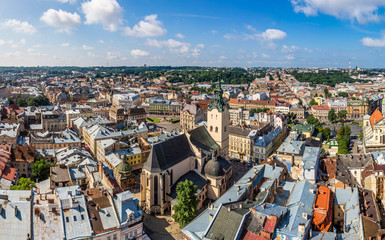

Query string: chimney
302 212 307 220
298 223 305 234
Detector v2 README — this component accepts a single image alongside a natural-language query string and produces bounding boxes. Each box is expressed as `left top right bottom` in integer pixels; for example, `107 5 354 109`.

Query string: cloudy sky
1 0 385 67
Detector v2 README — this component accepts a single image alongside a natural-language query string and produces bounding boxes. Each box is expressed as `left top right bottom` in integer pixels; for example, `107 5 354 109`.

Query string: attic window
74 216 77 221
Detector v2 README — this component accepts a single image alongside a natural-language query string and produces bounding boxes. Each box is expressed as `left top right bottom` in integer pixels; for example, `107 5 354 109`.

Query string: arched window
153 175 158 206
215 127 218 133
210 126 213 132
224 126 227 132
195 159 198 169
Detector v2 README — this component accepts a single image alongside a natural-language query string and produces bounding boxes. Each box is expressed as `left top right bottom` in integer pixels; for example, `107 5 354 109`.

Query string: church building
140 80 232 214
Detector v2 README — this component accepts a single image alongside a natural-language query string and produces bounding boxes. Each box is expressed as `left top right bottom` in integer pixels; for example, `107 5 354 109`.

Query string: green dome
116 161 132 174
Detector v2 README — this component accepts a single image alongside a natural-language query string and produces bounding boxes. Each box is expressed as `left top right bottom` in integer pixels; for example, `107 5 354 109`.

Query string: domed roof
116 161 132 174
204 157 224 178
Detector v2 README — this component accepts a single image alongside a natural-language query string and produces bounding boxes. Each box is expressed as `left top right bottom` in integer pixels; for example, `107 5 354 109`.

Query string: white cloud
98 40 104 44
82 0 123 32
5 51 22 57
131 49 149 58
291 0 385 24
124 14 167 37
20 39 26 45
260 29 287 40
304 48 313 53
88 52 96 57
223 33 238 40
282 45 299 53
82 44 93 50
61 42 70 47
146 38 186 48
285 55 295 60
107 51 120 60
246 25 256 32
27 48 47 56
3 19 36 34
41 9 81 33
261 53 270 58
0 39 5 46
219 55 228 60
146 38 204 57
175 33 184 39
361 35 385 47
58 0 77 3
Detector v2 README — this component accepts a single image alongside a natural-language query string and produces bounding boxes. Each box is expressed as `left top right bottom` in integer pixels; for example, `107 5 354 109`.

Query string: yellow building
228 126 257 162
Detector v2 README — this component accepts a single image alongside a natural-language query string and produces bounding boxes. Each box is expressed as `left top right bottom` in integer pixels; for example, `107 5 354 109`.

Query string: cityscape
1 1 385 240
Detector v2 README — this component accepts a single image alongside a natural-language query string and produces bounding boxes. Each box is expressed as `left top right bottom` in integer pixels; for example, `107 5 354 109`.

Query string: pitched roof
143 134 195 172
188 126 219 156
169 171 208 199
370 109 383 129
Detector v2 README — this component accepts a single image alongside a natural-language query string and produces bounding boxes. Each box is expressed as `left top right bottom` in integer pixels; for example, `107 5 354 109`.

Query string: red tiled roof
311 105 330 110
263 216 277 233
370 109 383 130
1 165 17 182
312 185 333 231
243 231 263 240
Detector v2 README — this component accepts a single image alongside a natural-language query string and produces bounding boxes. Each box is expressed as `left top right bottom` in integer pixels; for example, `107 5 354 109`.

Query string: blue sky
0 0 385 67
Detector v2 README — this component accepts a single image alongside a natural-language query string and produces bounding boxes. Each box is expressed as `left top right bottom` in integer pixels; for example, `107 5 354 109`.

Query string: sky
0 0 385 68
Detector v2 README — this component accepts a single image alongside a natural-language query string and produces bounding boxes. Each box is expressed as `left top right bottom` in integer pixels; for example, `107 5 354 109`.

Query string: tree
17 98 27 107
359 131 363 141
306 114 321 128
7 97 14 105
338 110 347 122
172 180 200 227
328 109 337 123
322 127 331 142
338 92 348 98
287 112 297 125
32 159 54 181
309 98 318 106
337 125 351 154
10 177 35 190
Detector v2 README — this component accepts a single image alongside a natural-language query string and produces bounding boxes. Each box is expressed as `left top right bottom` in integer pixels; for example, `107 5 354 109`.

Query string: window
215 127 218 133
125 234 129 240
337 213 341 218
113 234 117 240
210 126 213 132
195 159 198 169
81 214 84 220
73 216 77 221
66 216 69 222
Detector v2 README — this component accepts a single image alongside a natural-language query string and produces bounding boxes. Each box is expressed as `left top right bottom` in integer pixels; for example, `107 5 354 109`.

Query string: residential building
29 129 81 150
180 104 205 132
83 122 148 155
228 99 276 112
112 93 140 107
228 126 258 161
0 190 32 240
56 186 93 239
11 145 35 178
229 108 252 126
109 105 125 123
311 105 330 122
363 109 385 151
253 127 283 163
41 109 66 132
66 108 94 126
312 186 333 232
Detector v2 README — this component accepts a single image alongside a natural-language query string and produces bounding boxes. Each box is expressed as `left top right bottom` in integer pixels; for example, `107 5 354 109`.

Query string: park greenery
252 108 270 113
172 180 200 227
9 95 50 107
32 159 55 182
10 177 36 190
292 70 362 87
337 125 351 154
309 99 318 106
146 117 161 123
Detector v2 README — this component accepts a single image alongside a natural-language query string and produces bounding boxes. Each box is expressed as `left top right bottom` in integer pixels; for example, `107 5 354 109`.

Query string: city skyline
1 0 385 67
